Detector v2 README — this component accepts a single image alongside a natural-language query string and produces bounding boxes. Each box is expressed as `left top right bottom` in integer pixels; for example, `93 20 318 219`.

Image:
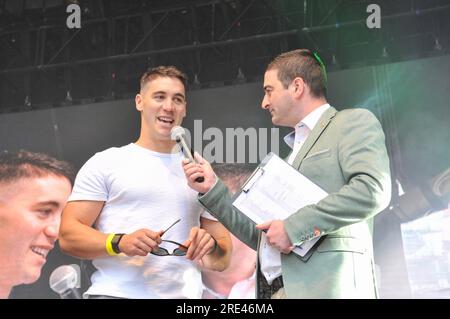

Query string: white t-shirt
69 143 215 299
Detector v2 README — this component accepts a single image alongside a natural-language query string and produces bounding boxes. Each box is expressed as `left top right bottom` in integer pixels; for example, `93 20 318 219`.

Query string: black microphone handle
195 176 205 183
187 145 205 182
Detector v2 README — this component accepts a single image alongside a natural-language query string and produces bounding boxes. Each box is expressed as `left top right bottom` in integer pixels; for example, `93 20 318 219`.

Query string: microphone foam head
49 265 79 294
170 126 185 141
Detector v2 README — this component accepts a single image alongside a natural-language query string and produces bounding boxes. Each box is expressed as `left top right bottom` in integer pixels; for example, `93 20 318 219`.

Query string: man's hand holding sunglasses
114 219 228 272
182 227 218 262
117 228 163 257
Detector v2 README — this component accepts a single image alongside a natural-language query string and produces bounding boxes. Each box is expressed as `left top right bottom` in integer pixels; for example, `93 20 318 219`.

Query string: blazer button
314 227 321 237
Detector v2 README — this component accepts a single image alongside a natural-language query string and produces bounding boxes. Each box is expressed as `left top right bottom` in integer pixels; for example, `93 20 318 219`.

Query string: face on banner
0 176 71 289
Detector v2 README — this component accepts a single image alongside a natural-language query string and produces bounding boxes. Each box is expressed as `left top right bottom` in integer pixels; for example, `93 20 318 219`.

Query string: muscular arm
59 200 108 259
59 200 162 259
198 181 260 250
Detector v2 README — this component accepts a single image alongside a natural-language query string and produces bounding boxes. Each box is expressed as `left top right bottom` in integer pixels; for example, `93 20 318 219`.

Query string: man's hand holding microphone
171 126 217 194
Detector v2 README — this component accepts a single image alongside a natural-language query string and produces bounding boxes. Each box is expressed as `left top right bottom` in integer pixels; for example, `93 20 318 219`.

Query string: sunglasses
151 219 188 256
151 239 188 257
161 218 181 235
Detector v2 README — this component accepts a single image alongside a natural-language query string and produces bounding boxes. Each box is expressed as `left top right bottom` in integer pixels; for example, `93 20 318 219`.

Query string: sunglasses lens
151 248 168 256
173 249 187 256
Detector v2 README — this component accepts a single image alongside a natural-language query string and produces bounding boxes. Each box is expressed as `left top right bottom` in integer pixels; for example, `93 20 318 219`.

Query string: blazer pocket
317 237 366 254
303 148 331 161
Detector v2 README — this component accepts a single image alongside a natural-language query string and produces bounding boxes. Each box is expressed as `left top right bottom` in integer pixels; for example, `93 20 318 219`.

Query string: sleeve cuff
198 175 219 199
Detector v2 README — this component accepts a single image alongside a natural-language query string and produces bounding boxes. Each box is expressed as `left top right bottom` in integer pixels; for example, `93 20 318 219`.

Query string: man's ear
291 77 305 98
135 94 143 111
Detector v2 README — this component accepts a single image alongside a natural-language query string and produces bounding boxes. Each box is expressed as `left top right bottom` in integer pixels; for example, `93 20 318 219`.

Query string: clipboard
232 152 328 261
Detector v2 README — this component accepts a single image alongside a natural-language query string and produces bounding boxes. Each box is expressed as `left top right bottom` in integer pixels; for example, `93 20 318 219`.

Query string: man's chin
157 126 175 137
22 267 43 285
271 117 289 127
158 133 173 141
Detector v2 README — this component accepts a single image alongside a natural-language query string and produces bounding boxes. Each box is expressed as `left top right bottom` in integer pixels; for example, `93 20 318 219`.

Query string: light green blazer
199 107 391 298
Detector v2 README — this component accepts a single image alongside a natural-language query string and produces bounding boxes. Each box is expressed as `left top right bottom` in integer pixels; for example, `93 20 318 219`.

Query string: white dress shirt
259 103 330 284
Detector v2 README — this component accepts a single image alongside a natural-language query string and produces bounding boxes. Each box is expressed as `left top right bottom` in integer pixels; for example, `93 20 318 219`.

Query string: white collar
284 103 331 148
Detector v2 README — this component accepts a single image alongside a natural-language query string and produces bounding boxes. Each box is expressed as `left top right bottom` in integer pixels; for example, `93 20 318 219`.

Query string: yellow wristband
106 233 118 256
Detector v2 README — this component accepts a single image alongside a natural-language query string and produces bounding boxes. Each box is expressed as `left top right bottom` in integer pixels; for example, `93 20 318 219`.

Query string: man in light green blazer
183 49 391 299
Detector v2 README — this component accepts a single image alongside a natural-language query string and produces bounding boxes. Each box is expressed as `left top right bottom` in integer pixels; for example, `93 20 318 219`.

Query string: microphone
171 126 204 183
49 264 82 299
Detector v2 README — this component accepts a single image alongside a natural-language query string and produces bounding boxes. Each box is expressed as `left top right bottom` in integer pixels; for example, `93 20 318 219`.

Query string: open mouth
31 246 50 259
157 116 174 124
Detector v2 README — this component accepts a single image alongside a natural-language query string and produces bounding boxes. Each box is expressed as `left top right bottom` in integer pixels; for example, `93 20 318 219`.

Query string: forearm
199 180 259 250
59 222 111 259
285 173 391 244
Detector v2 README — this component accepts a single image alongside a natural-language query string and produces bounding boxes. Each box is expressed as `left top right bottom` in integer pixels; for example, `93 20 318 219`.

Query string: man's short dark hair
140 66 188 92
267 49 327 98
0 150 75 186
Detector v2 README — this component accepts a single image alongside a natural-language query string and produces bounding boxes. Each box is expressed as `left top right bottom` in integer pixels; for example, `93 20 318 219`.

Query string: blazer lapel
291 107 337 169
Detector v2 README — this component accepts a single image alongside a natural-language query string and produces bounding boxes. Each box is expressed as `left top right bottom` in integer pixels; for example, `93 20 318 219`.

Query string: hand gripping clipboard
232 152 328 261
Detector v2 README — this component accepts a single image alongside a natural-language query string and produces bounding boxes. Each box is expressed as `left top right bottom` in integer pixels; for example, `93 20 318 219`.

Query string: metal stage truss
0 0 449 112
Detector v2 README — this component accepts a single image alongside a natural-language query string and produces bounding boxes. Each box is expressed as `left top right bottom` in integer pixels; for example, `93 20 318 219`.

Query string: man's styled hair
0 150 75 186
267 49 327 98
140 65 188 92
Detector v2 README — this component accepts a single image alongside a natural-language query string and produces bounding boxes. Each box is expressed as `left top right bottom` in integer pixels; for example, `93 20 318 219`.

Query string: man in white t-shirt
59 66 232 299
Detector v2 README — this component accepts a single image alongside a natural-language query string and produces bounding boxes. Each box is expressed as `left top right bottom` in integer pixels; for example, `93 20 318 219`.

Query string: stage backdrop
2 54 449 298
